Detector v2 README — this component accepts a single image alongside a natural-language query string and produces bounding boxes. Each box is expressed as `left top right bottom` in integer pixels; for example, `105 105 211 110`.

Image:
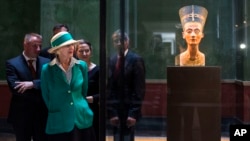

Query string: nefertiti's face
182 22 204 45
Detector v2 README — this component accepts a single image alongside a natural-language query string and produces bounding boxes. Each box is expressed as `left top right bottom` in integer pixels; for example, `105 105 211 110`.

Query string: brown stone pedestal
167 66 221 141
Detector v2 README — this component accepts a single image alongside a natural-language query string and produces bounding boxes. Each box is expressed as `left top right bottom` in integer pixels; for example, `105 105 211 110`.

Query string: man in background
107 29 146 141
6 33 50 141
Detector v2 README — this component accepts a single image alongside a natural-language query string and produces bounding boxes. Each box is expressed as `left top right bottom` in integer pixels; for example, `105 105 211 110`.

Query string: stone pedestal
167 66 221 141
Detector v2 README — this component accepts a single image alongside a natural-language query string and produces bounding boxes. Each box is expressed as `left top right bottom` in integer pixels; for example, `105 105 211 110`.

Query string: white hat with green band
48 31 79 53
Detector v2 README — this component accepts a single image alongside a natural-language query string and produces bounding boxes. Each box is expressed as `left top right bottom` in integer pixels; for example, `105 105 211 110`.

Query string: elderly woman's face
58 44 75 58
76 43 91 61
182 22 204 45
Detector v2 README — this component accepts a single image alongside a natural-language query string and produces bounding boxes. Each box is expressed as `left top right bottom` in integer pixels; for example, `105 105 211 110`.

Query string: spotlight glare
240 43 246 49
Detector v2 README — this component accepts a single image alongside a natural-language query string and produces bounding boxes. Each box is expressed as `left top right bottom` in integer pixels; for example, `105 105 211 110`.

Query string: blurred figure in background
107 29 146 141
75 39 100 141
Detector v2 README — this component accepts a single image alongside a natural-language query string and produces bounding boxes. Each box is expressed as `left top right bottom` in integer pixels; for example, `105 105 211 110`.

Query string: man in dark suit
39 24 69 60
107 30 146 141
6 33 50 141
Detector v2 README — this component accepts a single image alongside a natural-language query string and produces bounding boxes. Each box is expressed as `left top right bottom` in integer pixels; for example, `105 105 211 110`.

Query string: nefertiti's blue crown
179 5 208 30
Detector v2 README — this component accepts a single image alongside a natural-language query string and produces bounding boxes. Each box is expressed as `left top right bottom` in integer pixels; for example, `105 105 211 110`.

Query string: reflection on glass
107 29 146 141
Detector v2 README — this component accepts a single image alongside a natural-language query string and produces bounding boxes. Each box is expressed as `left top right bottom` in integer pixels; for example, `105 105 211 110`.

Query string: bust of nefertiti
179 5 208 66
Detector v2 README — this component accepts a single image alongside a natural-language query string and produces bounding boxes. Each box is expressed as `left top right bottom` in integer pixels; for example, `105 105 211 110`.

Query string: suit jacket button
68 90 71 93
70 102 73 105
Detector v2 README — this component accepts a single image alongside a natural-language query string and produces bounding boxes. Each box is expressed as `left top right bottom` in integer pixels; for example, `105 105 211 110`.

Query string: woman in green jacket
41 31 96 141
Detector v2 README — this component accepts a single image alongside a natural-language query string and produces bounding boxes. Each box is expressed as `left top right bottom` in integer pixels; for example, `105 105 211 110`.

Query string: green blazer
41 58 93 134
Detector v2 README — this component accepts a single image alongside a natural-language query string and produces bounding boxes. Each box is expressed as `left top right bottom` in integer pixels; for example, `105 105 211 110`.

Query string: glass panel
104 0 248 141
105 1 167 141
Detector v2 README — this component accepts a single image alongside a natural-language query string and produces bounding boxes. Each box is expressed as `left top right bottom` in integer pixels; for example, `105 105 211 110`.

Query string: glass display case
1 0 250 141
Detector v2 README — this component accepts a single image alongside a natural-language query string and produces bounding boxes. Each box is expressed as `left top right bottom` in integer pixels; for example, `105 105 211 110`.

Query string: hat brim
48 39 80 54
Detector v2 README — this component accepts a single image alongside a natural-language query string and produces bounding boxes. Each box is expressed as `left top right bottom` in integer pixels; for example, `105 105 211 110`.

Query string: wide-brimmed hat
48 31 79 53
